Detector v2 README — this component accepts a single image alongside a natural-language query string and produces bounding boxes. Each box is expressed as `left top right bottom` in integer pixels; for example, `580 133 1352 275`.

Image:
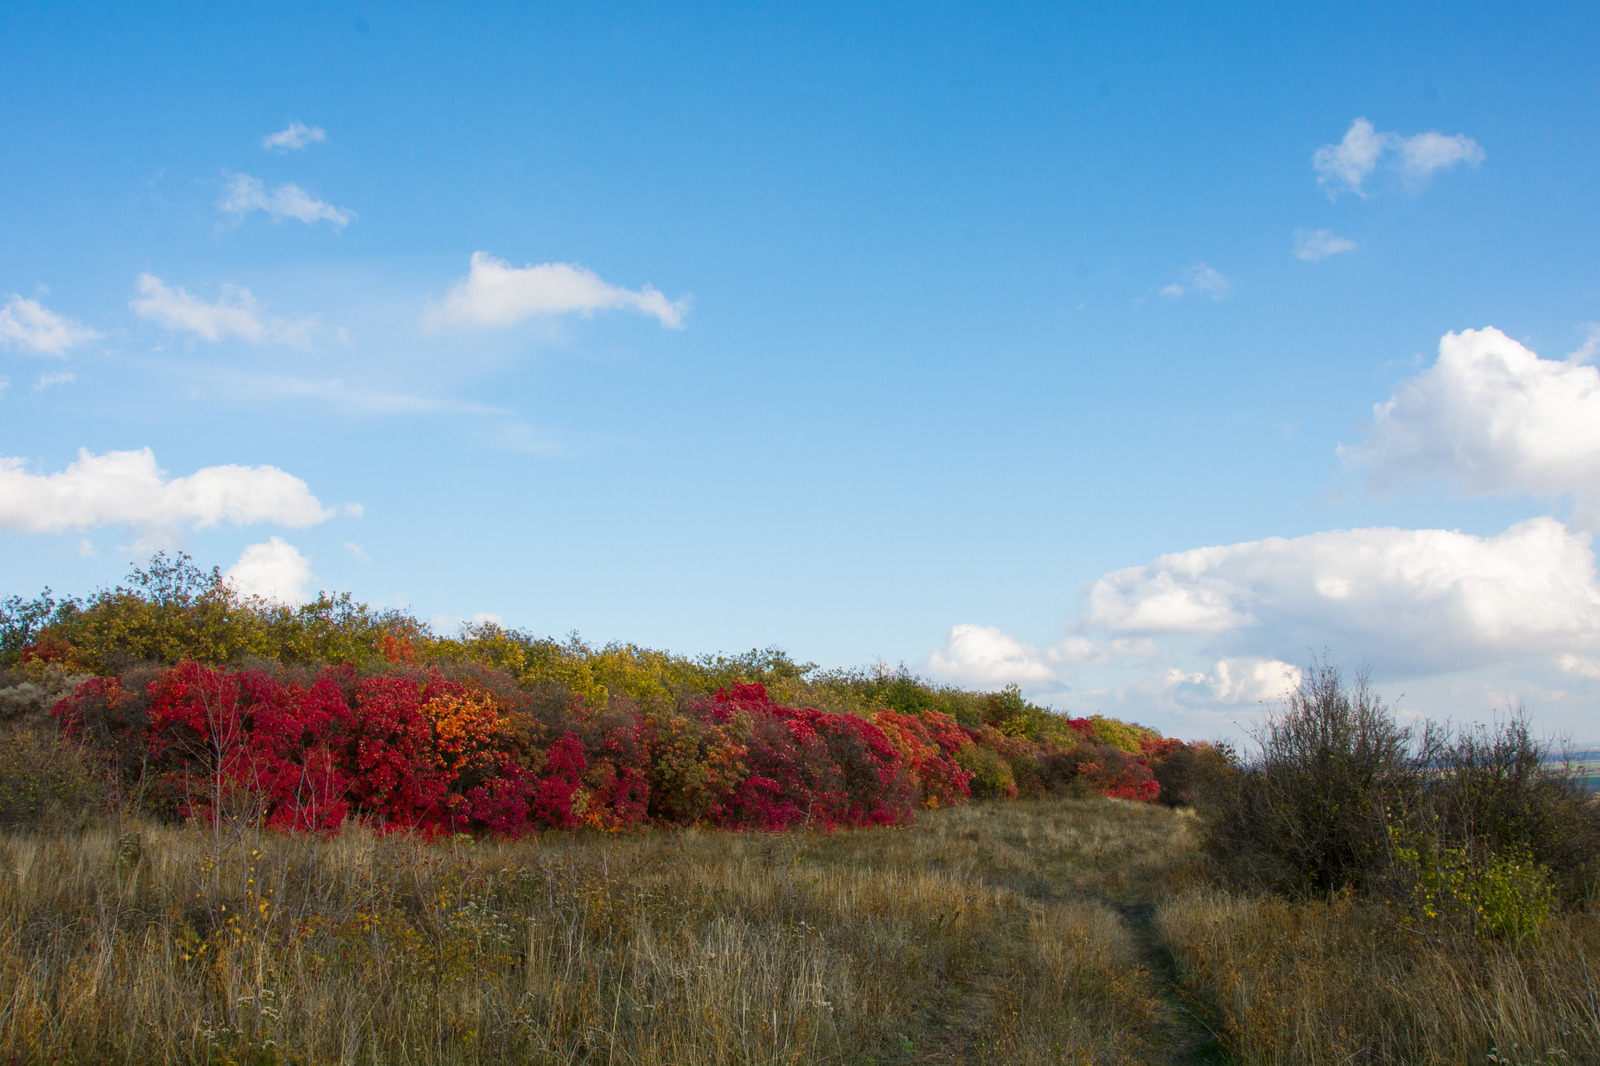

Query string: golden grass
1156 888 1600 1065
1 797 1592 1065
0 798 1196 1065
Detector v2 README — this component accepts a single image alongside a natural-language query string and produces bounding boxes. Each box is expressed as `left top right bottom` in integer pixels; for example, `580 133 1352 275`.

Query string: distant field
1 798 1595 1065
1548 749 1600 793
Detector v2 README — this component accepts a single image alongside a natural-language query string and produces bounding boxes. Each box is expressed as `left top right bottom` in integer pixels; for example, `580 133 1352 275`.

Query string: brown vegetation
0 798 1202 1065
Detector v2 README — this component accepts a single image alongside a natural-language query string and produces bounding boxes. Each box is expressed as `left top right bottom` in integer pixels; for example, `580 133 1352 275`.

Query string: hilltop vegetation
1 558 1598 1064
0 554 1205 836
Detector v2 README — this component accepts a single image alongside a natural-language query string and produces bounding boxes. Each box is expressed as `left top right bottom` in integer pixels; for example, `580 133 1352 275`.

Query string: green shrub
1202 660 1418 894
955 744 1017 799
1420 714 1600 906
1387 825 1553 940
0 726 106 829
1201 659 1600 917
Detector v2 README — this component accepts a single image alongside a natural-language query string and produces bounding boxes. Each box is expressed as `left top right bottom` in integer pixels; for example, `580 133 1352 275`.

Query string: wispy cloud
32 371 74 393
482 421 565 455
1314 118 1484 199
219 172 354 228
1293 228 1358 262
1160 263 1231 300
149 360 509 418
425 252 689 330
131 273 316 346
0 295 102 355
261 121 326 151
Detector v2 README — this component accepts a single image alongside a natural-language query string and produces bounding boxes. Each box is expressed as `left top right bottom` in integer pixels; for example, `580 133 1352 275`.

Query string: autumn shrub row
45 659 1192 836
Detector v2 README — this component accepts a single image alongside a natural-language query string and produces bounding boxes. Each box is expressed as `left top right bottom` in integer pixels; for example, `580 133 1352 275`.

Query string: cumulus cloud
219 172 353 228
1086 517 1600 673
261 121 326 151
1206 658 1303 704
225 538 315 604
1293 228 1358 262
0 295 101 355
131 273 314 346
1314 118 1484 198
926 623 1058 686
425 252 689 330
1342 327 1600 500
0 448 335 534
1160 263 1231 300
1556 653 1600 681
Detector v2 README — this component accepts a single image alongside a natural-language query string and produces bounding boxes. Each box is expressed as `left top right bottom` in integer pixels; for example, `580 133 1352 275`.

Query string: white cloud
926 623 1058 686
1556 653 1600 681
1313 118 1484 198
0 377 8 401
1312 118 1388 197
1057 636 1110 665
1086 517 1600 674
131 273 315 346
1568 325 1600 365
261 121 326 151
32 371 74 392
0 447 336 534
471 612 504 627
1293 228 1357 262
425 252 689 330
1160 263 1231 300
1206 658 1303 705
225 538 315 604
343 541 371 563
1396 131 1485 182
1342 327 1600 500
219 173 353 228
0 295 102 355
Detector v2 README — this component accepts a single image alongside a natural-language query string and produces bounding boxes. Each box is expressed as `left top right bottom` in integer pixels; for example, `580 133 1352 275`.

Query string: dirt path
1111 900 1228 1065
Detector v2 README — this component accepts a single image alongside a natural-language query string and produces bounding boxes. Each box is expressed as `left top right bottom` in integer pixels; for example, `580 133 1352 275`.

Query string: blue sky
5 1 1600 740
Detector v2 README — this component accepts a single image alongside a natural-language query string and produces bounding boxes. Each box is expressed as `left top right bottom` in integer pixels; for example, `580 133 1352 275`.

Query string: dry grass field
0 797 1593 1065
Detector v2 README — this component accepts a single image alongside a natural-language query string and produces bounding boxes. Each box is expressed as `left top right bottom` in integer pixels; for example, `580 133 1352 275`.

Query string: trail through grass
0 797 1592 1064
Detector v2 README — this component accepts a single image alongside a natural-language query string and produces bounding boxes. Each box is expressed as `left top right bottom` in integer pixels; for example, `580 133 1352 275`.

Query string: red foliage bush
53 662 1176 838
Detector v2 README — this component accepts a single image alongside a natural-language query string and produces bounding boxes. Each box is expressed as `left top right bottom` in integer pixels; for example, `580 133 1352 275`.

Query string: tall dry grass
1156 887 1600 1065
0 797 1197 1065
5 793 1592 1065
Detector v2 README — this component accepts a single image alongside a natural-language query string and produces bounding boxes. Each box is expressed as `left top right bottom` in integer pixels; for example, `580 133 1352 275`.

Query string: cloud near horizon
0 295 102 355
925 623 1059 686
225 537 316 604
1086 517 1600 675
425 252 690 330
1314 118 1484 198
0 448 336 533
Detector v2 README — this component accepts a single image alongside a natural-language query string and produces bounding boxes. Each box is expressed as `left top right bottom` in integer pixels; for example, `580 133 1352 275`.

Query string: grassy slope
0 799 1594 1065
